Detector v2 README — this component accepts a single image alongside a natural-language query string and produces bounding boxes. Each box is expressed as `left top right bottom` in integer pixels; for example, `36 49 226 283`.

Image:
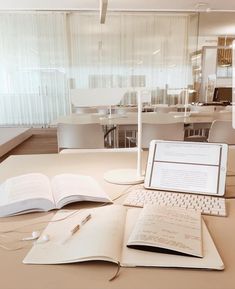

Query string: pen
70 213 92 235
81 213 92 226
60 213 92 244
70 224 80 235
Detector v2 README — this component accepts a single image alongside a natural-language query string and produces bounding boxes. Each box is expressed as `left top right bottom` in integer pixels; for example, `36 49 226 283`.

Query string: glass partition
69 12 198 106
0 13 70 126
200 46 233 102
0 11 198 126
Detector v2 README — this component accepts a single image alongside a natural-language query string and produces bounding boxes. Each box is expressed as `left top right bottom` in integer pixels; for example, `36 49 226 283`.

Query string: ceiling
199 13 235 35
0 0 235 11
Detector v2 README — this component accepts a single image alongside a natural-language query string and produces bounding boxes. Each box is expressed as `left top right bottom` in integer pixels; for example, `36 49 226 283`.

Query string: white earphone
37 234 50 243
22 231 40 241
22 231 50 243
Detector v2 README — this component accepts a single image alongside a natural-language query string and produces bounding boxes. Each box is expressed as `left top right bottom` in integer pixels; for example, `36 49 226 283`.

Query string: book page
23 205 127 264
0 173 54 206
127 205 202 257
51 174 111 208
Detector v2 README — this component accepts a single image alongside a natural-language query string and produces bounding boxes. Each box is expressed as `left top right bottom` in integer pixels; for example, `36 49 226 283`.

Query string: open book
0 173 111 217
23 205 224 270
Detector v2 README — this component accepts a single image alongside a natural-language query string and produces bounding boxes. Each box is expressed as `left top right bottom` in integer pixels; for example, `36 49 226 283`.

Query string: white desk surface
0 128 31 145
0 127 32 157
0 151 235 289
100 112 183 125
52 111 231 126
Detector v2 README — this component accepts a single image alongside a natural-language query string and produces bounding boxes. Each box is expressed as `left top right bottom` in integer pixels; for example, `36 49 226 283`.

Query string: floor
0 127 134 163
0 128 58 163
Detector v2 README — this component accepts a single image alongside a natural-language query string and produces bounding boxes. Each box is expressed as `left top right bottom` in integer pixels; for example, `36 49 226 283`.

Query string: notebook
23 205 224 270
145 140 228 197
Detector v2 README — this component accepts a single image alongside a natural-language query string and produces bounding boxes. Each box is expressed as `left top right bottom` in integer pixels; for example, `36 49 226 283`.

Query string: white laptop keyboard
123 187 227 217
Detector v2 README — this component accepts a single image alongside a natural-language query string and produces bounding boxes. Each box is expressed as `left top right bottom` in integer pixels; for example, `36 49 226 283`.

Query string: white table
0 151 234 289
52 111 232 126
52 111 233 148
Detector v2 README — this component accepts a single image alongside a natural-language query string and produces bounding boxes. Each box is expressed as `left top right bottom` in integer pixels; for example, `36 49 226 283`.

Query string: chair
190 105 216 113
208 120 235 144
73 107 97 114
57 123 104 152
120 124 138 147
184 122 211 142
154 106 177 113
141 122 184 149
217 110 232 120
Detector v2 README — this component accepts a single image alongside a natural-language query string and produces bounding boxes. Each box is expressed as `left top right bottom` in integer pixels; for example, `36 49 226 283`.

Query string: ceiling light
153 49 160 55
195 2 210 12
100 0 108 24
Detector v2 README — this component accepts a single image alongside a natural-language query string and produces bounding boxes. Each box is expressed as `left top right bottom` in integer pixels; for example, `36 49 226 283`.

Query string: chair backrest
57 123 104 151
155 106 177 113
142 122 184 149
190 105 215 113
208 120 235 144
217 110 232 121
73 107 97 114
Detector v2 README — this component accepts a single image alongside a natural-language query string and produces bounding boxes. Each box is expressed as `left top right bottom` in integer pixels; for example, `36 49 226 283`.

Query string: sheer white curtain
0 12 196 126
69 12 194 105
0 13 70 126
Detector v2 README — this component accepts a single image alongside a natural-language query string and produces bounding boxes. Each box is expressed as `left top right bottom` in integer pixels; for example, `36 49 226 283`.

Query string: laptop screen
145 141 228 196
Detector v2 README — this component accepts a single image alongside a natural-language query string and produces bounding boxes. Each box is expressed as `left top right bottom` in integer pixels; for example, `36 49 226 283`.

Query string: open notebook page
127 205 202 257
121 208 224 269
24 206 126 264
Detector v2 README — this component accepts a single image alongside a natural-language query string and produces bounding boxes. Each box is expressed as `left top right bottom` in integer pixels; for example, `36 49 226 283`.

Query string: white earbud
22 231 50 243
32 231 40 239
37 234 50 244
22 231 40 241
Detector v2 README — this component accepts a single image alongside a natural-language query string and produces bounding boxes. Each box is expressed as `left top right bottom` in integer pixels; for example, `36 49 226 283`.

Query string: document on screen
145 141 228 196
